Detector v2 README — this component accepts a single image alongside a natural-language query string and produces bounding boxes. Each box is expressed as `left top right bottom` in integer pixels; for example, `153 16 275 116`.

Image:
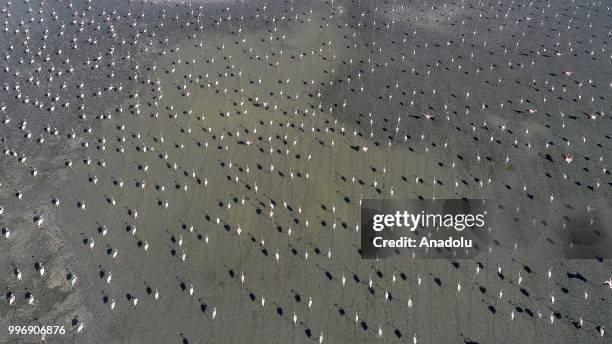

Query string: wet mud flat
0 0 611 343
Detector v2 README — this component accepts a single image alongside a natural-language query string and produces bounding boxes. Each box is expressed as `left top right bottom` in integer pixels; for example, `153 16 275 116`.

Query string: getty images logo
361 199 490 259
371 210 486 232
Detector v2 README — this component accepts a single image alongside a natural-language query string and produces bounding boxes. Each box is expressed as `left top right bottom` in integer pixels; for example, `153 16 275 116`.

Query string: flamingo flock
0 0 610 343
